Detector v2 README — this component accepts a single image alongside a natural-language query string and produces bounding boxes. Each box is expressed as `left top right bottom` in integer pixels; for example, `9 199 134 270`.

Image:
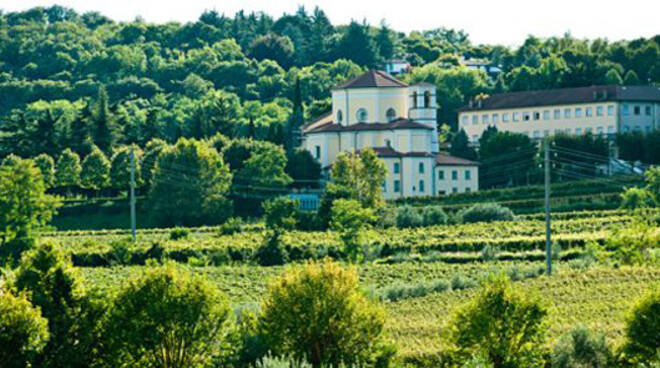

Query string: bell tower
408 83 439 152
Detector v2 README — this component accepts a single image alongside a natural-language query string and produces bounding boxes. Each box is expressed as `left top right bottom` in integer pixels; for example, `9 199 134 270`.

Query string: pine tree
286 78 305 153
450 130 478 161
91 86 118 153
375 21 394 62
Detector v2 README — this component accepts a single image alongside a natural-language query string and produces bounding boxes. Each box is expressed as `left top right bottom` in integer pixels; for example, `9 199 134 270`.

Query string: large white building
458 85 660 143
302 70 479 199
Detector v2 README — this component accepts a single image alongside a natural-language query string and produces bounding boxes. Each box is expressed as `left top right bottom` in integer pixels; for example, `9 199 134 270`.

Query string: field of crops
52 207 660 362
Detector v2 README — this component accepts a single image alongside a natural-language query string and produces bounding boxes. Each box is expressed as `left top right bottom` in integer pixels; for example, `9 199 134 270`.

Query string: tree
620 187 655 209
285 149 322 188
330 199 376 262
104 264 231 368
255 197 298 266
479 132 538 188
141 138 168 188
447 274 548 367
0 159 60 263
623 70 641 86
55 148 82 191
89 86 118 153
328 148 387 210
249 33 295 69
33 154 55 188
0 290 49 368
260 260 391 368
14 242 102 368
150 138 233 226
623 287 660 364
335 20 378 67
109 145 141 190
80 145 110 192
604 68 623 85
285 78 304 153
551 326 610 368
449 130 478 160
375 21 395 61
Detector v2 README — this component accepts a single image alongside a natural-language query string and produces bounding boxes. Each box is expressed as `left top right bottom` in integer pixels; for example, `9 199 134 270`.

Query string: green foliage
14 242 102 368
263 197 299 233
55 148 82 188
620 187 656 209
219 217 244 236
623 286 660 364
169 227 189 240
139 138 167 187
109 144 141 189
104 263 231 368
459 203 515 223
606 218 660 265
446 274 548 368
81 145 111 190
551 326 610 368
331 199 377 262
395 205 424 228
260 260 390 368
329 148 387 211
286 149 322 188
150 138 233 226
421 206 448 226
0 290 49 368
0 159 60 263
255 232 290 267
34 153 56 188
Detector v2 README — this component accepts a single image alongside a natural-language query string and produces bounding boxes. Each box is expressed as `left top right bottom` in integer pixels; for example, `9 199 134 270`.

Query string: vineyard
48 207 660 362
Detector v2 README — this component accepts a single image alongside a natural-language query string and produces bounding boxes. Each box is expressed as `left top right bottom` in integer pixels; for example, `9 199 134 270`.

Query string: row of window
469 124 654 142
392 163 472 180
384 179 472 194
622 104 655 116
462 105 616 126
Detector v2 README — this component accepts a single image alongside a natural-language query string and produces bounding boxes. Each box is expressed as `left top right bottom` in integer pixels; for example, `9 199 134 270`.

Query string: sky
2 0 659 46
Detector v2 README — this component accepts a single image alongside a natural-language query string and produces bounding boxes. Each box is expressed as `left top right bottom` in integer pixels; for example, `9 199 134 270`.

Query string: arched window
336 109 343 124
412 92 418 108
424 91 431 108
386 108 396 122
356 108 368 123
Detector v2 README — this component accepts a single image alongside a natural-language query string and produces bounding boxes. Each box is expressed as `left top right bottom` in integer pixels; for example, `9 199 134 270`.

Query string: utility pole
544 138 552 275
130 147 137 243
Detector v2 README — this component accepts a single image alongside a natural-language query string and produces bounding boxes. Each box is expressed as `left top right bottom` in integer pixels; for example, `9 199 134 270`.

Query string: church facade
302 70 479 199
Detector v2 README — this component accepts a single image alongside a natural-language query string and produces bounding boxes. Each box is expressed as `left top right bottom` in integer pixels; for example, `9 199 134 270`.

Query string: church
302 70 479 199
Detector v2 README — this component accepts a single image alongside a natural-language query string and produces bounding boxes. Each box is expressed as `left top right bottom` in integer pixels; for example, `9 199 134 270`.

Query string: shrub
104 263 231 368
421 205 448 226
395 205 424 228
330 199 377 262
106 239 132 266
260 260 392 368
0 290 49 368
263 197 299 232
254 233 289 266
219 217 243 236
170 227 190 240
447 274 547 367
622 286 660 364
552 326 610 368
607 219 660 265
459 203 515 223
620 187 656 209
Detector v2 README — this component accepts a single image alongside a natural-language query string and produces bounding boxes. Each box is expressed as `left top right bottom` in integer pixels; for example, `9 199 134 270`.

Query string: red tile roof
366 147 434 158
435 154 479 166
304 118 432 134
333 70 408 89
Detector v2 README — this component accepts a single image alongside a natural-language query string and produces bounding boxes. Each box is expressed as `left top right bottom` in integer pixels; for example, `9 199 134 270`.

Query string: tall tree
55 148 82 192
90 86 118 153
375 21 395 61
80 145 111 192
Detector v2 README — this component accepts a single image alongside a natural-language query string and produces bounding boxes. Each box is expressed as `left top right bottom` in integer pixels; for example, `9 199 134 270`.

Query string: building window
513 112 520 122
423 91 431 107
553 109 560 119
597 127 604 135
461 115 469 124
393 162 400 174
544 130 550 137
452 170 458 180
533 130 540 138
418 162 424 173
542 110 550 120
412 92 418 108
596 106 603 116
533 111 540 120
492 113 499 123
419 180 425 192
564 108 571 118
356 108 368 122
382 181 387 192
585 127 593 134
502 113 510 122
576 128 582 135
394 180 400 192
438 170 444 180
314 145 321 160
607 126 615 134
623 104 630 116
386 108 397 122
336 109 343 124
465 170 471 180
634 105 641 115
482 114 489 124
645 106 652 116
472 115 478 124
607 105 614 116
472 135 478 142
586 107 593 117
523 112 531 121
575 107 583 117
452 187 458 193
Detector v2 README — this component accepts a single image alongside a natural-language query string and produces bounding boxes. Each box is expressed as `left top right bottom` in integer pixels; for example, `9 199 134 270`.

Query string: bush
170 227 189 240
254 233 289 266
607 219 660 265
0 290 49 368
260 260 392 368
263 197 299 232
395 205 424 228
219 217 243 236
622 286 660 364
421 205 448 226
447 274 547 367
620 187 656 209
330 199 376 262
552 326 610 368
104 263 231 368
459 203 515 223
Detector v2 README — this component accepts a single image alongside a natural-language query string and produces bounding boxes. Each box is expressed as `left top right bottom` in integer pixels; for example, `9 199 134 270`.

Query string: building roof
411 82 435 87
333 69 408 89
435 153 479 166
304 118 433 134
368 146 433 158
458 85 660 112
